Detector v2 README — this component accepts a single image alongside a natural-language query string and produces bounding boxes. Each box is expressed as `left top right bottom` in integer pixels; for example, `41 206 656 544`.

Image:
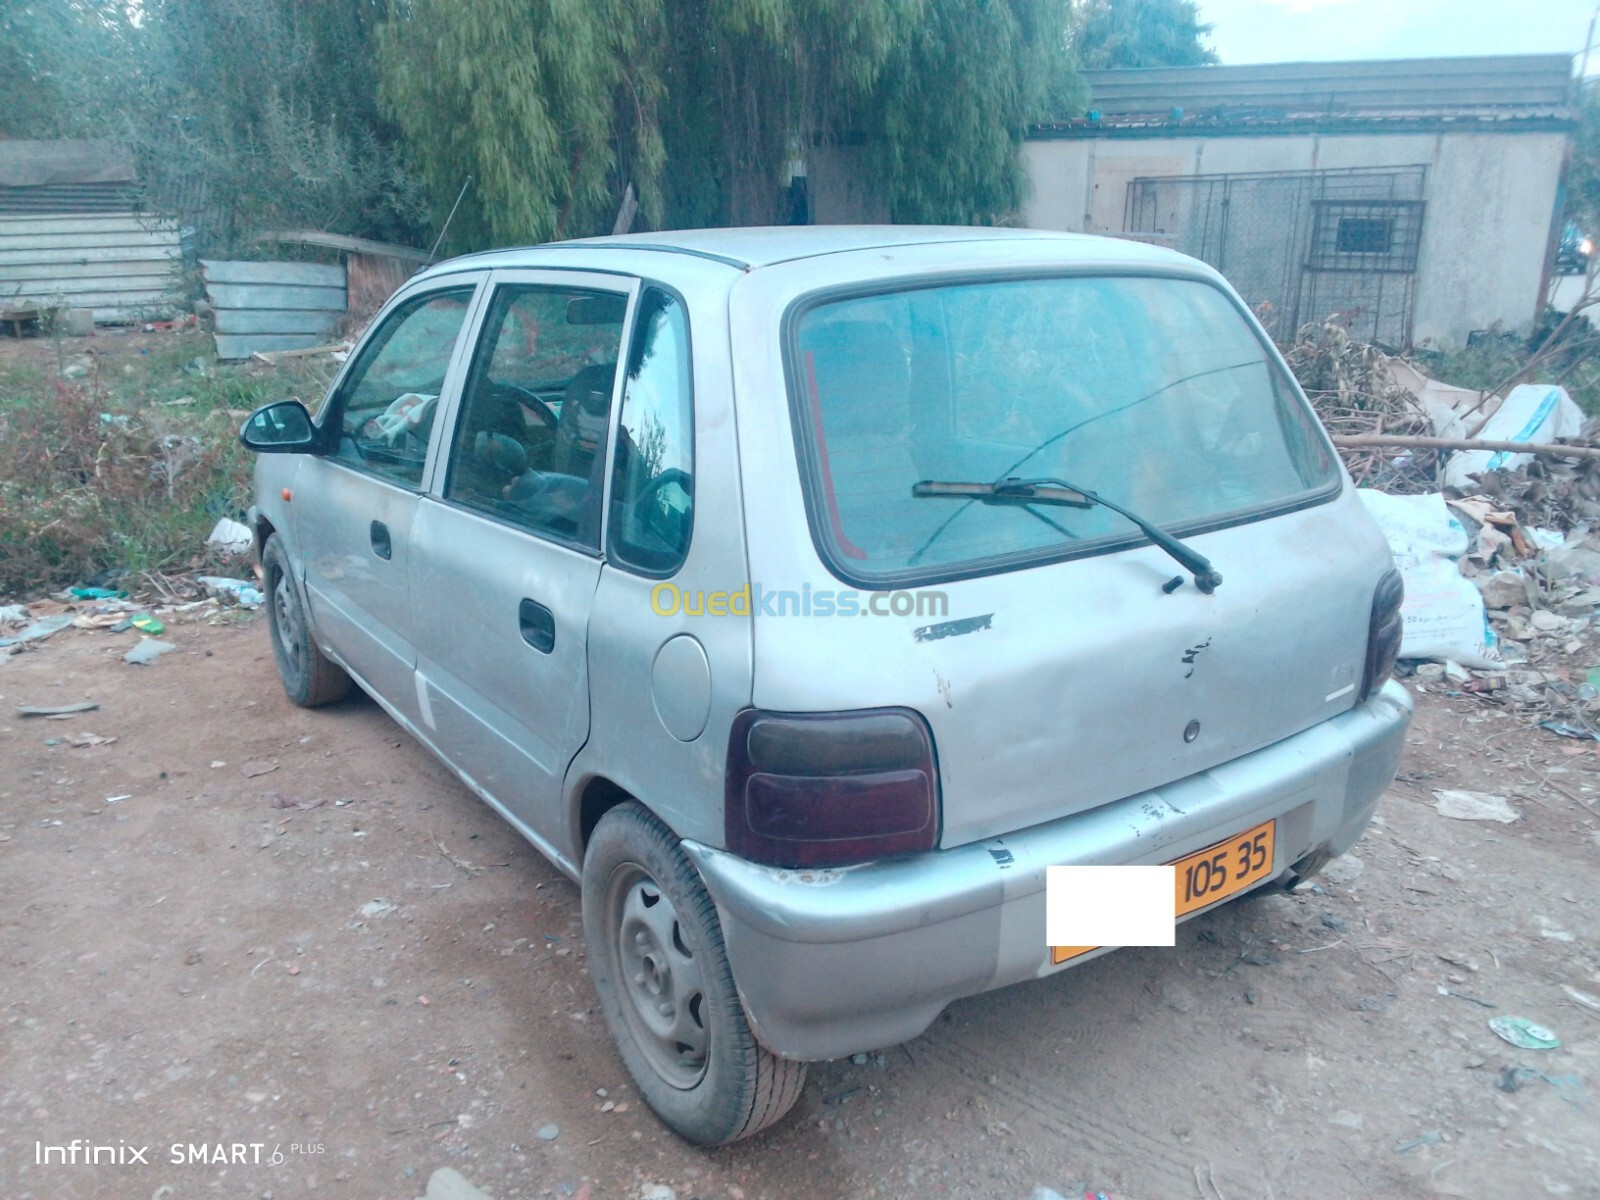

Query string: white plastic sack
1357 490 1502 668
205 517 253 555
1441 383 1584 489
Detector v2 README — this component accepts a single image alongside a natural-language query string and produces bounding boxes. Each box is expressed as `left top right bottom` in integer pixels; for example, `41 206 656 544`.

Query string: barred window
1309 201 1423 272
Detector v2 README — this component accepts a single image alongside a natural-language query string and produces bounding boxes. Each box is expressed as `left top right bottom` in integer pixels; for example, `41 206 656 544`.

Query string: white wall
1020 130 1568 347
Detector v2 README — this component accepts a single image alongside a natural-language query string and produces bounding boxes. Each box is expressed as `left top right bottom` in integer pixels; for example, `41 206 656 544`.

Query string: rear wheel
262 535 352 707
583 803 806 1145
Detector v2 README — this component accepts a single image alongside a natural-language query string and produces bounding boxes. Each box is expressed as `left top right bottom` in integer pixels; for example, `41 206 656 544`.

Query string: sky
1199 0 1600 69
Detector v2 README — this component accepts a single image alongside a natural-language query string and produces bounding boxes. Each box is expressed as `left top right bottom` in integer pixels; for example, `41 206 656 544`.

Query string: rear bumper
683 679 1412 1061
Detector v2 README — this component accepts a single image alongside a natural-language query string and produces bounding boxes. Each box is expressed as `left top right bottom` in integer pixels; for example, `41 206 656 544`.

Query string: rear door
291 279 484 718
407 270 637 850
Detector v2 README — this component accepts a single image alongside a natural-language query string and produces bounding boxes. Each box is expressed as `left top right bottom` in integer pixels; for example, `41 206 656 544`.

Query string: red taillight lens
1362 568 1404 699
725 708 940 868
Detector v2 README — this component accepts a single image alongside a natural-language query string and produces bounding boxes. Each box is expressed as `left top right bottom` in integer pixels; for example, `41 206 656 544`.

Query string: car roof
420 225 1190 278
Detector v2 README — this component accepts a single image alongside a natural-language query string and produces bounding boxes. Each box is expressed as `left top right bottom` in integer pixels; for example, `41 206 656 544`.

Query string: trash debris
1358 490 1501 668
130 614 165 636
1497 1067 1586 1101
535 1124 559 1140
69 586 127 600
123 639 177 665
1393 1130 1442 1153
1561 984 1600 1012
205 517 254 555
17 701 99 717
359 899 397 919
1488 1015 1560 1050
1475 570 1528 610
1432 789 1520 823
197 576 265 608
1440 384 1586 489
0 614 75 648
421 1167 497 1200
68 731 115 747
1537 719 1600 741
241 760 279 778
1436 985 1495 1008
0 604 29 623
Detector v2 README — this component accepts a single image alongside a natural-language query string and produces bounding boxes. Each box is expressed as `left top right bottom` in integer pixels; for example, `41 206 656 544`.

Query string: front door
408 270 638 853
291 281 482 718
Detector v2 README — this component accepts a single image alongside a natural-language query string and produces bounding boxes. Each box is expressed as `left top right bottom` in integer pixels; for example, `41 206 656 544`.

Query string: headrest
566 363 617 415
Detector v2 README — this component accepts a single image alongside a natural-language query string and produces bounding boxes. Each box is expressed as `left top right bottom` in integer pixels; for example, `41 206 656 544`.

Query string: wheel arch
574 774 641 862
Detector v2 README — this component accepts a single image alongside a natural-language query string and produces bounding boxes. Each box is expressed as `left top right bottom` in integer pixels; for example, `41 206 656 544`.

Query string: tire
262 535 352 708
583 803 807 1145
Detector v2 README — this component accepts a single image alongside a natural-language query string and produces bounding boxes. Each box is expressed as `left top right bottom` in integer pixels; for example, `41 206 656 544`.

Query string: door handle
369 520 392 560
519 598 555 654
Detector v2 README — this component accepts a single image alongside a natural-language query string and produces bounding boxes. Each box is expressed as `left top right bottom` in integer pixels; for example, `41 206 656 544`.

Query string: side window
326 287 476 487
609 290 693 574
443 284 627 549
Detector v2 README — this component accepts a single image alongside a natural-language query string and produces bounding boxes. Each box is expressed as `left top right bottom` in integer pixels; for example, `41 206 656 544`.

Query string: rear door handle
519 598 555 654
370 520 392 560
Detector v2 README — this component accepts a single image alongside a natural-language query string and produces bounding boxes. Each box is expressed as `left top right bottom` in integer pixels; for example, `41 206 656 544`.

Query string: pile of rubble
1290 321 1600 737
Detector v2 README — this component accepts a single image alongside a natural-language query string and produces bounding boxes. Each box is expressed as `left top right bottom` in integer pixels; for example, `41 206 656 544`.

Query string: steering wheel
492 381 558 430
632 468 694 542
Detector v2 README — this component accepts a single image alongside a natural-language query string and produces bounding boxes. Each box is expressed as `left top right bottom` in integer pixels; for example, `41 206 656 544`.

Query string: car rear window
790 274 1338 583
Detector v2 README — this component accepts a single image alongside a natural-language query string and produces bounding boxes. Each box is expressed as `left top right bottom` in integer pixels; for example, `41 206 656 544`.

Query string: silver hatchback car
241 226 1411 1144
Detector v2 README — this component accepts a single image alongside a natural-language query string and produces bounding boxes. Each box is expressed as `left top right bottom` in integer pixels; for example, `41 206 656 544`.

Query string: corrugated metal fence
0 212 182 321
201 259 347 360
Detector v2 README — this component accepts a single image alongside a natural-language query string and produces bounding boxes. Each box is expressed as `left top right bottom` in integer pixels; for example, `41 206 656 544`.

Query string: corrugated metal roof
1034 54 1575 137
0 182 140 214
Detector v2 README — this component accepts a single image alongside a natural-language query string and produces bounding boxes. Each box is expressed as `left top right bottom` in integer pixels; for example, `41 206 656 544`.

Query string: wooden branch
1330 433 1600 460
252 230 434 264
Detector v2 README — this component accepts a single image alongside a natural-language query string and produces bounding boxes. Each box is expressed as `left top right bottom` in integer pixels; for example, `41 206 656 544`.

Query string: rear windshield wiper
912 477 1223 594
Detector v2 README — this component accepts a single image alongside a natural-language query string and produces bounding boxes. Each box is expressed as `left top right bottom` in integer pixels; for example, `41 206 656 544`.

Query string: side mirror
240 400 318 453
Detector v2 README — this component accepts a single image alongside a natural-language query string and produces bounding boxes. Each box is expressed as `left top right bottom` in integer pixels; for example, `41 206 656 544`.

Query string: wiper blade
912 477 1223 593
912 478 1095 507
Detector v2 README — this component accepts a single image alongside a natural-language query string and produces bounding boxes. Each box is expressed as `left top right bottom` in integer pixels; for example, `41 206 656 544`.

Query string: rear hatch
739 265 1390 847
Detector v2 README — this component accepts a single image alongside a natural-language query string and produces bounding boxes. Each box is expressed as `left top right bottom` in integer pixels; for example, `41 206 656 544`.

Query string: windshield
790 274 1338 581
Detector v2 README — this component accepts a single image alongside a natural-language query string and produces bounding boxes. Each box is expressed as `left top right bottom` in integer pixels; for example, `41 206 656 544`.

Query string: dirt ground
1 611 1597 1200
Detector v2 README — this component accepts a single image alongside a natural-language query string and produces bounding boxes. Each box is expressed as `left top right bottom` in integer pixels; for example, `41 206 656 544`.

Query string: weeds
0 331 332 597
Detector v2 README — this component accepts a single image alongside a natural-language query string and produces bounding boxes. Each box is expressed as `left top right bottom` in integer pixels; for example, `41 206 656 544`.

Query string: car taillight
725 708 940 868
1362 568 1404 699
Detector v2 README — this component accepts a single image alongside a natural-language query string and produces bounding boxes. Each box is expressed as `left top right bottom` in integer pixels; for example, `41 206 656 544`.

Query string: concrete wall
807 144 891 225
1020 130 1568 347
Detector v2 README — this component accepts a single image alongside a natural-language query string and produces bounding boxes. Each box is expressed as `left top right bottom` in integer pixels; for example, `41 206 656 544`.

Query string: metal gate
1126 167 1427 348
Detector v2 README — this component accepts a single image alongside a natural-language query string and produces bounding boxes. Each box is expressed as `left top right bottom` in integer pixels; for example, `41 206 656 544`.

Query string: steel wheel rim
604 862 709 1089
271 566 306 673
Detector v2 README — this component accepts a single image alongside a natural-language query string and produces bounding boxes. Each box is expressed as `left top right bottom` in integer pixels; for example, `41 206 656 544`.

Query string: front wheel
582 803 806 1145
262 535 352 707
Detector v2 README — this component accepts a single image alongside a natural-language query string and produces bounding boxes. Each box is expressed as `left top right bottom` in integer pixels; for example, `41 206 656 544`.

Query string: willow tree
377 0 1077 250
1073 0 1217 69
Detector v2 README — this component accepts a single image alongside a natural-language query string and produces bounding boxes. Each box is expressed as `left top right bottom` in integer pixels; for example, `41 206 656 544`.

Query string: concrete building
1022 56 1574 349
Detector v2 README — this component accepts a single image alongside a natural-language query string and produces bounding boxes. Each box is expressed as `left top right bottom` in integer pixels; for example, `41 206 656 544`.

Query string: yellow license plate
1051 819 1276 965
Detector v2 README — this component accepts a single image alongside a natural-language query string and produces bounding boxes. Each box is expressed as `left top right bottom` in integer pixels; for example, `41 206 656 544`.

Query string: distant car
240 226 1411 1145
